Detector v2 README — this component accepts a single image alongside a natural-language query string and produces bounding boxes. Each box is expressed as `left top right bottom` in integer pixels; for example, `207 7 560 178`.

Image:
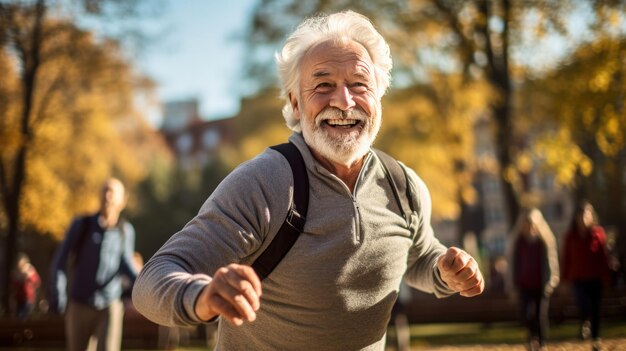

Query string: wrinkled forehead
300 39 375 76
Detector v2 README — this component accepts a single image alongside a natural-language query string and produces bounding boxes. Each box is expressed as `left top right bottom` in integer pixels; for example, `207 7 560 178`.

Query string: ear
289 93 301 120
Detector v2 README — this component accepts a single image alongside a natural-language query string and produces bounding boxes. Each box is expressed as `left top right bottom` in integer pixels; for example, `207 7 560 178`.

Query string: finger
451 253 471 273
222 270 261 312
216 275 258 322
207 293 245 326
460 284 483 297
460 269 485 297
439 247 468 274
230 264 262 297
454 260 478 282
439 247 460 270
460 276 485 297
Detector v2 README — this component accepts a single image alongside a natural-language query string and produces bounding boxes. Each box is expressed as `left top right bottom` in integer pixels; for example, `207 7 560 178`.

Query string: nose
329 85 356 111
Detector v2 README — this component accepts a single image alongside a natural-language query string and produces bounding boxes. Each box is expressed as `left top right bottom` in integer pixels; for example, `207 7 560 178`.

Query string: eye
315 82 333 93
351 82 368 92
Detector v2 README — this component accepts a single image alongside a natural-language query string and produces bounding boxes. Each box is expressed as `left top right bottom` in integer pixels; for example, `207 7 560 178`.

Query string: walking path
422 338 626 351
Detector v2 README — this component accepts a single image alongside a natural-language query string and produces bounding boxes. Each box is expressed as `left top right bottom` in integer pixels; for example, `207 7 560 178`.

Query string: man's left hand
437 247 485 297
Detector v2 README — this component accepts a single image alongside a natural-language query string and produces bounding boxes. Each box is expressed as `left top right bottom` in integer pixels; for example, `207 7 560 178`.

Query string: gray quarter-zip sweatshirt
132 132 455 350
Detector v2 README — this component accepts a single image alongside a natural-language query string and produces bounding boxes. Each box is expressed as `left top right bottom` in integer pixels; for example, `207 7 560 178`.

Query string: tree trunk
481 0 520 228
0 0 45 315
493 101 520 227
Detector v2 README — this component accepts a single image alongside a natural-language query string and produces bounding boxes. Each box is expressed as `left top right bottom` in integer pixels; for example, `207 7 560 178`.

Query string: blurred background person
506 208 560 351
489 256 508 294
561 201 612 351
49 178 138 351
11 252 41 320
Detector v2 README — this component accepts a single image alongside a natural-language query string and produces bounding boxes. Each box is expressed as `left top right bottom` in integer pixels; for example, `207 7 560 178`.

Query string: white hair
275 10 392 132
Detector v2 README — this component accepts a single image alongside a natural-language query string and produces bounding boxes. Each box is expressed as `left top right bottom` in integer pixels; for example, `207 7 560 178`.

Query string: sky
131 0 260 126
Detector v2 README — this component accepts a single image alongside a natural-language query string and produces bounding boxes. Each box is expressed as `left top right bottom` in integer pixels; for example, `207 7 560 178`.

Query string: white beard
300 105 381 165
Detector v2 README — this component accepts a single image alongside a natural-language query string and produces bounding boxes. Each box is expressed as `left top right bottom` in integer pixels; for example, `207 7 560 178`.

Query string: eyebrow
354 72 370 80
311 70 372 80
312 71 330 78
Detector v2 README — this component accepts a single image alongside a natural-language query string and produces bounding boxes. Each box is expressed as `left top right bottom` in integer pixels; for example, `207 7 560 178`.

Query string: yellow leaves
524 34 626 191
503 165 520 187
534 129 593 186
20 158 72 238
230 89 290 167
582 107 596 129
374 75 494 220
516 150 534 173
596 106 625 156
460 185 477 205
598 7 624 29
0 12 168 238
589 67 613 92
238 124 291 164
607 9 622 28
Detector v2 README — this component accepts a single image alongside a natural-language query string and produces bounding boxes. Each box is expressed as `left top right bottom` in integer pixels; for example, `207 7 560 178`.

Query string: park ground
399 320 626 350
3 319 625 350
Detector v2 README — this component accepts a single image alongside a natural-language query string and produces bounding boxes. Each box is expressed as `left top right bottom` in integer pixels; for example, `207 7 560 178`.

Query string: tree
0 0 166 314
228 88 291 166
378 75 492 222
129 155 231 261
523 35 626 236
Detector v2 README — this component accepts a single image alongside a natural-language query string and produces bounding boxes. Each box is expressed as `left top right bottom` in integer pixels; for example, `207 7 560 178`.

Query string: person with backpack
133 10 484 350
50 178 138 351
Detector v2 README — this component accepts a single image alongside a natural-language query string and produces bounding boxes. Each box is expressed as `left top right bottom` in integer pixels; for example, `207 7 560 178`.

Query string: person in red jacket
561 201 611 350
12 252 41 320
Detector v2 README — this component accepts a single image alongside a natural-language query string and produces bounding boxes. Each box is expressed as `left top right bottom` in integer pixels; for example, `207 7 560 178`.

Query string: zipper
351 152 372 243
352 197 361 243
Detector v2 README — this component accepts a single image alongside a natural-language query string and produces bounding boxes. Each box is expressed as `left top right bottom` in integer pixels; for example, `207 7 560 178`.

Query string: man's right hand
194 263 262 326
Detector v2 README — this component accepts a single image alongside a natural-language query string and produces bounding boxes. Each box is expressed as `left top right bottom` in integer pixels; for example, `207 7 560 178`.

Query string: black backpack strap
66 214 92 272
74 215 92 261
252 142 309 280
374 149 416 225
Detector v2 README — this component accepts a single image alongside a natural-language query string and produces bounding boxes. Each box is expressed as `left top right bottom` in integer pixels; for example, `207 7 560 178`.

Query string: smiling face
291 39 382 166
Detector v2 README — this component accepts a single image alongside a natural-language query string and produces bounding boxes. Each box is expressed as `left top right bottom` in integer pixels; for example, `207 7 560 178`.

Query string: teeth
326 119 358 126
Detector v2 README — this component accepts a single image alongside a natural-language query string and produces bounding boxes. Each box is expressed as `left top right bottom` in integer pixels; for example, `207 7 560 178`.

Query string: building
160 99 235 170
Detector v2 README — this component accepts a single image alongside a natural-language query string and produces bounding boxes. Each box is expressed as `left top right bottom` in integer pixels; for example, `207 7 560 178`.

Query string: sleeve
31 268 41 290
401 167 456 298
545 235 560 292
132 151 292 327
119 222 138 281
594 226 612 285
49 217 84 313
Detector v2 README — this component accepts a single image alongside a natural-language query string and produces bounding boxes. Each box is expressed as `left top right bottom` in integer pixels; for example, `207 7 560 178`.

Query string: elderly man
133 10 484 350
50 178 138 351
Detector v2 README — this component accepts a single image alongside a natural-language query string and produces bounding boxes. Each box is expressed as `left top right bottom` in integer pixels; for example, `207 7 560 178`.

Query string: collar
287 132 374 175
